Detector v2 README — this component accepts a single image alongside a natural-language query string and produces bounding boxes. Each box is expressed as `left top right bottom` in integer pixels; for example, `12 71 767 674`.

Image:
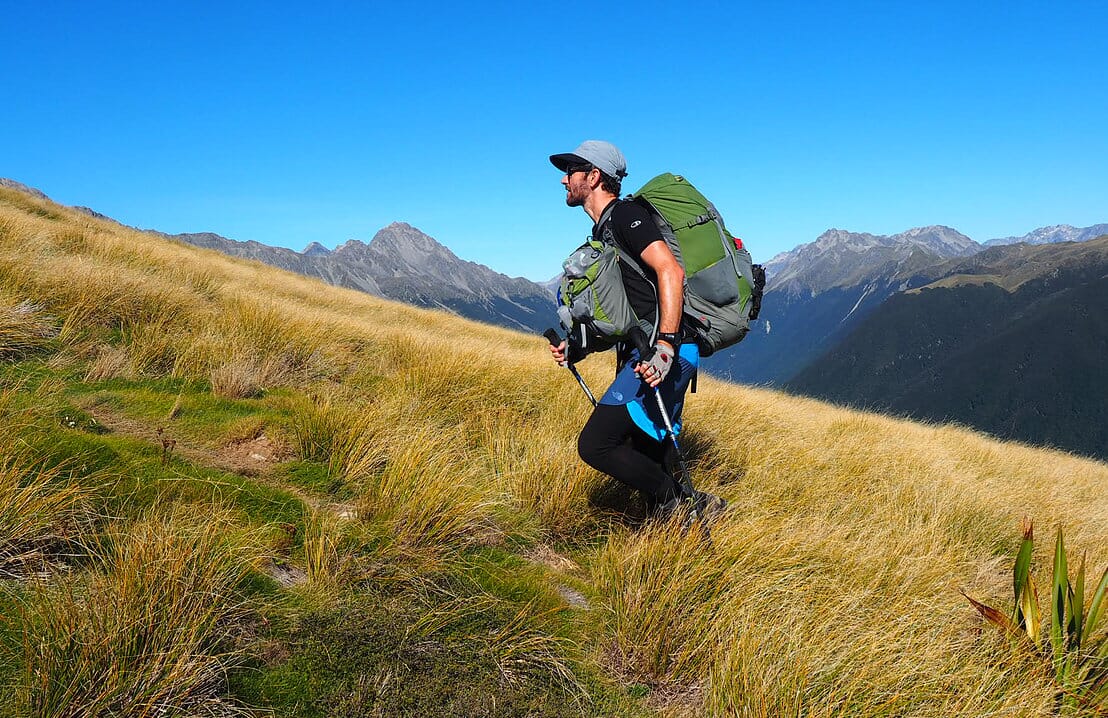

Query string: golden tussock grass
0 296 57 361
2 183 1107 715
13 507 262 717
350 422 506 554
301 506 357 589
0 458 93 579
410 586 588 702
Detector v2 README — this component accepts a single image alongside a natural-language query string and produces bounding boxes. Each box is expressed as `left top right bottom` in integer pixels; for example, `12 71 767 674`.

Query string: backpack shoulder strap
593 201 620 244
598 200 660 347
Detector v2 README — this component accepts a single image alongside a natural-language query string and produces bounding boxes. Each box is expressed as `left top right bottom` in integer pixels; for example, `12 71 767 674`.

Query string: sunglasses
564 164 594 176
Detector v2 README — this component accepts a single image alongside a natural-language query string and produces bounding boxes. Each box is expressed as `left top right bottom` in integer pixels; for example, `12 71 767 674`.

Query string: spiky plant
963 519 1108 713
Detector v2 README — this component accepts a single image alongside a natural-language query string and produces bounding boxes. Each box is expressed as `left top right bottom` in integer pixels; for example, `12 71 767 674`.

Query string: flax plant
964 520 1108 712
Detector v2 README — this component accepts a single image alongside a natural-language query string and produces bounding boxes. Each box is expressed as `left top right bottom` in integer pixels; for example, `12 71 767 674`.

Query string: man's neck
584 191 619 223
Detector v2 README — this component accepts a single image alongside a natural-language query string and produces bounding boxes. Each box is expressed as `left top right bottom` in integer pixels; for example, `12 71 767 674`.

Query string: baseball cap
549 140 628 179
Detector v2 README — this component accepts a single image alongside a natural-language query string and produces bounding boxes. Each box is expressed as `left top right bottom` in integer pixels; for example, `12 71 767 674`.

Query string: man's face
562 167 592 207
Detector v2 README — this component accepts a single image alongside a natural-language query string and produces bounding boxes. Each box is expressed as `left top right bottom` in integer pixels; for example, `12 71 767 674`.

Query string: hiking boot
653 491 728 529
690 491 728 523
652 495 684 523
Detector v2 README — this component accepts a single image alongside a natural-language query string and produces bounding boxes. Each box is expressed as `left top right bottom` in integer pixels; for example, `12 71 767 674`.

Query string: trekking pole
543 328 597 407
631 330 696 500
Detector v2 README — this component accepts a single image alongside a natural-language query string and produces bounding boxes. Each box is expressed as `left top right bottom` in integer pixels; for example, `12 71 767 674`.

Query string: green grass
273 460 349 498
228 573 643 718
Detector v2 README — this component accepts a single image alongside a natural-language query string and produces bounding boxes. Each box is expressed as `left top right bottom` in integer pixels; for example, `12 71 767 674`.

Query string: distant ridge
787 235 1108 461
984 223 1108 247
707 222 1108 385
706 225 979 384
167 223 558 333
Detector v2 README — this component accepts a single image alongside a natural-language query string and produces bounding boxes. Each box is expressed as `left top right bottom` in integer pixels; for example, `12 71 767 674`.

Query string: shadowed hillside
788 237 1108 461
1 182 1107 717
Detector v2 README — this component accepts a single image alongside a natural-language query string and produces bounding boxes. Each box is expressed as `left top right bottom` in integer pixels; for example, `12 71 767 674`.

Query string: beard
564 177 588 207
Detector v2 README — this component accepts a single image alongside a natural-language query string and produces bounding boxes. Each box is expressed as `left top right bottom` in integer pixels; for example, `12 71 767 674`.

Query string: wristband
656 331 681 347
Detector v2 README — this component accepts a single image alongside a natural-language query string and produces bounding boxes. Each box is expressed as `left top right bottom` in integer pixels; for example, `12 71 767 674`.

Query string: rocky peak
985 223 1108 247
766 225 981 296
302 241 331 256
365 222 460 267
890 225 978 257
813 229 880 249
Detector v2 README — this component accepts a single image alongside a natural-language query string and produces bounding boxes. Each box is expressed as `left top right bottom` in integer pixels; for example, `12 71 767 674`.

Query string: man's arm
639 240 685 340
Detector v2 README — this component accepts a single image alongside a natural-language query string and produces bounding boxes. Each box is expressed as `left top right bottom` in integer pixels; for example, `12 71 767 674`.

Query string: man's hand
635 342 675 387
550 340 568 367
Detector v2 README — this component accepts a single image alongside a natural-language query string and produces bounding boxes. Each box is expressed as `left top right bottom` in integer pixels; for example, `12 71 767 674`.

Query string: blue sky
3 1 1106 281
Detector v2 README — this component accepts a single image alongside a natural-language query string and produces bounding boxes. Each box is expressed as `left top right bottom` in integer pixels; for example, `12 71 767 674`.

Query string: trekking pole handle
543 328 569 368
543 328 597 407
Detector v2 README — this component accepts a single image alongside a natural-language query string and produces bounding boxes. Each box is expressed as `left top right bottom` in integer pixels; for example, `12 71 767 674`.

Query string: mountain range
983 223 1108 247
703 225 982 384
164 224 558 333
703 223 1108 386
786 236 1108 460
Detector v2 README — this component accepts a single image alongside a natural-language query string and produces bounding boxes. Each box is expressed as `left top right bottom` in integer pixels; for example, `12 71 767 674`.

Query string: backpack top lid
633 173 732 276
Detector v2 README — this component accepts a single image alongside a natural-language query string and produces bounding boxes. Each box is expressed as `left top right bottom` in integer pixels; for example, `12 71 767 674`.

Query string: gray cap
549 140 628 179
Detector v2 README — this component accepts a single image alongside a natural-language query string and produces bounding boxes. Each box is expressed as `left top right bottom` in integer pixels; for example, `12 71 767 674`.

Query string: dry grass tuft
14 507 261 717
352 425 505 553
83 343 132 382
0 459 93 578
0 297 57 361
301 507 358 590
209 355 278 399
411 590 588 703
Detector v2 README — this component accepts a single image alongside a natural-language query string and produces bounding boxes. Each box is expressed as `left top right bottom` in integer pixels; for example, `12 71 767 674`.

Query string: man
548 140 724 521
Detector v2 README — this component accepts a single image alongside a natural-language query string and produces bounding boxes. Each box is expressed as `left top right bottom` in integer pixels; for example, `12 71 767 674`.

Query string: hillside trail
78 402 354 515
76 401 589 601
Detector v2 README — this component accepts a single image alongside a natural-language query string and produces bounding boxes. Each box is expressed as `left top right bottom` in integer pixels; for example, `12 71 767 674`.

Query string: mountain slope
704 226 978 383
787 236 1108 460
169 222 557 332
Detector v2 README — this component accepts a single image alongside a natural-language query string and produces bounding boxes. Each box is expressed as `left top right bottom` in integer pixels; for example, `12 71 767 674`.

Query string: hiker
548 140 723 520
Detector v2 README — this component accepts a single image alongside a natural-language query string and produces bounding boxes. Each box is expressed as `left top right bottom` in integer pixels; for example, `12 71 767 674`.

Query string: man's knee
577 426 604 469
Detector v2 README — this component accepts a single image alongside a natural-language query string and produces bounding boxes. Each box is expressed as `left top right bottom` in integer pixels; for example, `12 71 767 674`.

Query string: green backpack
557 173 764 357
633 173 764 356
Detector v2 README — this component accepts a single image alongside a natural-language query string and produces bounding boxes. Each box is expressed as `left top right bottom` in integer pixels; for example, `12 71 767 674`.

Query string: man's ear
587 168 602 190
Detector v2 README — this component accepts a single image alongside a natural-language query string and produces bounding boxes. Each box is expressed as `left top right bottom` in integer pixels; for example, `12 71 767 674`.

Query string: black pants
577 403 680 506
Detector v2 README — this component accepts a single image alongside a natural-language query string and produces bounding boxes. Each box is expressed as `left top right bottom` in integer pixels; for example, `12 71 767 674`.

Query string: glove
636 342 675 386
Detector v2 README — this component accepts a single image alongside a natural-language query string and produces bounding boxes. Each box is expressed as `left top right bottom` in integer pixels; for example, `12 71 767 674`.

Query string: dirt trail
78 403 594 609
77 402 352 517
79 403 279 477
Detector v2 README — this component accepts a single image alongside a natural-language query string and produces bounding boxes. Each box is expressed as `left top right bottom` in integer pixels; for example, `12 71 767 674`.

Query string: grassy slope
1 184 1107 716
